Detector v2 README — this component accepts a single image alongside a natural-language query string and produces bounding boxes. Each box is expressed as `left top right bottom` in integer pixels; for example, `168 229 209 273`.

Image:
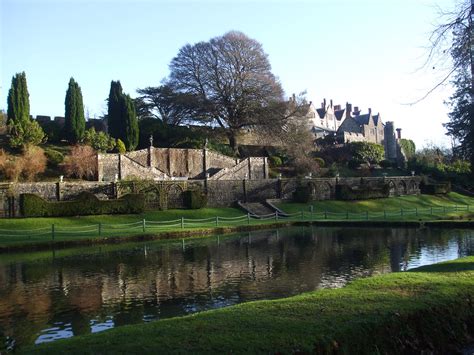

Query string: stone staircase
208 158 249 180
121 154 170 180
238 201 276 217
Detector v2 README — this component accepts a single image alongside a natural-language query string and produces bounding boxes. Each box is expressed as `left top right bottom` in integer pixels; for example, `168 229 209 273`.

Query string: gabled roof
373 114 381 125
354 114 370 126
316 108 326 119
334 109 345 120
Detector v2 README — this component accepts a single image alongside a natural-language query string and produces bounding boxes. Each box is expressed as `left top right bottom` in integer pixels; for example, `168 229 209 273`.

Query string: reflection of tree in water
0 227 472 349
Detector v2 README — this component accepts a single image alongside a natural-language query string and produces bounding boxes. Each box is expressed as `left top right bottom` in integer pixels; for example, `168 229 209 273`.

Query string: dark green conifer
7 72 30 125
121 94 139 151
107 80 123 139
64 78 86 143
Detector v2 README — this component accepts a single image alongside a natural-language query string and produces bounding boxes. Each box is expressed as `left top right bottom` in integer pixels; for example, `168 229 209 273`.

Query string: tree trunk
227 131 239 156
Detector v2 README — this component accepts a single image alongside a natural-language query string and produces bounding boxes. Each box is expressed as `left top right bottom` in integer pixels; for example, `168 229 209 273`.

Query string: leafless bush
21 146 47 181
62 145 97 180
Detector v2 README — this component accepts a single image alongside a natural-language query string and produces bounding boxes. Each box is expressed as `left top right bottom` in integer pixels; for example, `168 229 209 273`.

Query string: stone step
239 202 275 217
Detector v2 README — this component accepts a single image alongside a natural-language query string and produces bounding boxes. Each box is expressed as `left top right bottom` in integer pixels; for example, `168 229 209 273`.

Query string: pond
0 226 473 349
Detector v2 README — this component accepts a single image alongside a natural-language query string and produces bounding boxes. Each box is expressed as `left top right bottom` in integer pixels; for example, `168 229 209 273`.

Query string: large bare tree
423 1 474 173
136 84 197 126
167 31 302 153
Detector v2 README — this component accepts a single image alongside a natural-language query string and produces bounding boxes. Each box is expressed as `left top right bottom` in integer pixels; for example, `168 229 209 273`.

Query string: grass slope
1 193 474 249
278 192 474 219
24 257 474 354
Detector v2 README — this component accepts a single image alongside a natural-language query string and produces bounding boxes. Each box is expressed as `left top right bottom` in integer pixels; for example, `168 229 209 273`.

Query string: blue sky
1 0 457 148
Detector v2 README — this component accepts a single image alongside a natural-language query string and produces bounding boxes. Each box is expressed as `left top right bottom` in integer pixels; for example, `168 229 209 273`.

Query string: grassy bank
25 257 474 354
1 193 473 251
277 192 474 220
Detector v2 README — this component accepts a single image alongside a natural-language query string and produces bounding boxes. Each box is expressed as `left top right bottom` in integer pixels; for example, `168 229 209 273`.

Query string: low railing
0 204 472 241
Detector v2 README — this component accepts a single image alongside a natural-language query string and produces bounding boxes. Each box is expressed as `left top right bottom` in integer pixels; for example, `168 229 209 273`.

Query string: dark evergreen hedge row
183 190 207 209
336 184 390 200
20 192 145 217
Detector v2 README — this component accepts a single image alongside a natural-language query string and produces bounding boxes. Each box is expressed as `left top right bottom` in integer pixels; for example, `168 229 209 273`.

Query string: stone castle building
294 98 405 161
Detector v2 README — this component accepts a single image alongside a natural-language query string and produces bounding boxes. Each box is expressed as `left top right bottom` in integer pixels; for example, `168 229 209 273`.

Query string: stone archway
388 180 396 197
398 180 407 195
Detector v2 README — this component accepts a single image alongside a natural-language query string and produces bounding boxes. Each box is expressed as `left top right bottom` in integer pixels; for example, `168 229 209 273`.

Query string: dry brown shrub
0 150 23 182
62 145 97 180
21 146 47 181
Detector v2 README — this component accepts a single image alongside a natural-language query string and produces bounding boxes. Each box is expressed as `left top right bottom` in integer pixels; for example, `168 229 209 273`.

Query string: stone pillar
243 178 247 202
277 176 282 199
147 146 155 167
263 157 269 179
118 154 122 180
203 148 208 177
96 154 103 182
56 182 62 201
247 158 252 180
167 148 172 177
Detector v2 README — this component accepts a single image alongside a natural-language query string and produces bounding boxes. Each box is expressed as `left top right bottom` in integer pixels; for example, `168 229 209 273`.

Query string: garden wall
1 176 421 216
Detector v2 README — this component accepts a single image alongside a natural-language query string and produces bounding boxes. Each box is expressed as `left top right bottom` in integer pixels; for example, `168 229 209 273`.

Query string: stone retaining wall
1 176 421 216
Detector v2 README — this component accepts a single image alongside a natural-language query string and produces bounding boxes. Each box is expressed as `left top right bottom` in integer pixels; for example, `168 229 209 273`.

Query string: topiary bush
336 184 390 200
183 189 207 209
269 156 283 167
116 139 126 154
44 148 64 168
314 157 325 168
20 192 145 217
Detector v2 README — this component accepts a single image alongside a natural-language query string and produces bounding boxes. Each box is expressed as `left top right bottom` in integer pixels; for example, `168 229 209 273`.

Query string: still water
0 226 473 349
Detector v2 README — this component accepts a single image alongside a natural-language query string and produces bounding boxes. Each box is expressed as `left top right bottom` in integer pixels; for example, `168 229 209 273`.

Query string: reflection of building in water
0 227 466 348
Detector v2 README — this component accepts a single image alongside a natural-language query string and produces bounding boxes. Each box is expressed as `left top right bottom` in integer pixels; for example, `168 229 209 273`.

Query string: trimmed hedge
420 181 451 195
293 186 312 203
20 192 145 217
336 184 390 200
183 190 207 209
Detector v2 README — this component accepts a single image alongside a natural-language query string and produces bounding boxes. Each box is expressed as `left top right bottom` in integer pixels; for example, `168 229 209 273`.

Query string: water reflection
0 226 473 349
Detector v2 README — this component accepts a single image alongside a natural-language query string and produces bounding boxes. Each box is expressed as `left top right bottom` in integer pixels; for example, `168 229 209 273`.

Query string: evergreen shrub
20 192 145 217
269 156 282 167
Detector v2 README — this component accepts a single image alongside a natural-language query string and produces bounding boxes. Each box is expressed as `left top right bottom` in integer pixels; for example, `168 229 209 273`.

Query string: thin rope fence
0 203 471 240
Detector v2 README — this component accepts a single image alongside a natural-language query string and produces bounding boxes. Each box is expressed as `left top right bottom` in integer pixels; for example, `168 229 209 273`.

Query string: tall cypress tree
6 72 45 149
107 80 123 139
121 94 139 151
7 72 30 125
64 77 86 143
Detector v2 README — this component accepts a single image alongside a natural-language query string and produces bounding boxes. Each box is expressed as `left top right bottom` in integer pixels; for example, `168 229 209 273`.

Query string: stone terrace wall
5 176 421 215
98 147 267 181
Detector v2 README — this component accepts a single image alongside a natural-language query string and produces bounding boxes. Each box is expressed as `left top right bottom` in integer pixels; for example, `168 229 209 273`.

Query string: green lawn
277 192 474 220
1 193 474 249
24 256 474 354
0 207 251 247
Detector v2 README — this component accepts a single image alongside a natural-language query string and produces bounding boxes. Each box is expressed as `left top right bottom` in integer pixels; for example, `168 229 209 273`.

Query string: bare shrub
0 150 23 182
21 146 47 181
62 145 97 180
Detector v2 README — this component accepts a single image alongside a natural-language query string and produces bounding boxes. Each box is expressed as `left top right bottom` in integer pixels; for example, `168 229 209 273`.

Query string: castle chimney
354 106 360 116
330 99 333 108
292 93 296 102
322 98 326 109
396 128 402 139
368 108 372 115
346 102 352 119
